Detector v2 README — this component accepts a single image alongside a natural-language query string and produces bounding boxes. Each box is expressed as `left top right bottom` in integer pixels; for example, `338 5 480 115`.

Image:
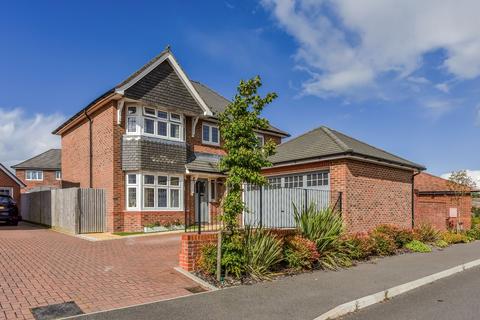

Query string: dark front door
195 179 209 223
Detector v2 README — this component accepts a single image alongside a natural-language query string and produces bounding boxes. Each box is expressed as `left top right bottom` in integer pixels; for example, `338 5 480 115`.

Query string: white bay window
125 106 184 141
126 173 183 211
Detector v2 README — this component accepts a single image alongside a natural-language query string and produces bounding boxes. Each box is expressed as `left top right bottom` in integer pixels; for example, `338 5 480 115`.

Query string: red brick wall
61 100 120 232
0 171 21 203
414 193 472 231
263 159 414 233
123 211 185 232
179 233 218 271
15 169 61 192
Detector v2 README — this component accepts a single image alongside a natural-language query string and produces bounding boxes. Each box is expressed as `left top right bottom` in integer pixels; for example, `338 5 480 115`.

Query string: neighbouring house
0 162 25 203
262 126 426 233
52 47 289 232
12 149 62 192
414 172 476 231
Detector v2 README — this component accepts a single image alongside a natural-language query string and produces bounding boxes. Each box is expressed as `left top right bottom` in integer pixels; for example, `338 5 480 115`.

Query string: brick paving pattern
0 223 196 319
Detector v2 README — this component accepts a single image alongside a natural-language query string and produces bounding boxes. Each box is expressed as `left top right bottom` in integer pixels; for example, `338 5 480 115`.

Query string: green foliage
219 76 278 233
373 225 414 248
472 215 480 226
435 239 449 248
442 231 471 244
294 204 351 270
243 227 284 279
284 235 320 270
197 243 218 275
344 233 376 260
221 233 246 278
414 224 441 243
466 227 480 240
405 240 431 253
370 231 397 256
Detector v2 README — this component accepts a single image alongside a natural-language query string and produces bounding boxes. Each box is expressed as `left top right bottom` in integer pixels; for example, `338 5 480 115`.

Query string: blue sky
0 0 479 182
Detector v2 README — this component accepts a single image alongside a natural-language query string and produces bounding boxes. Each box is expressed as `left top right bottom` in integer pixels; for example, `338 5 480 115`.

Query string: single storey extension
263 126 426 233
414 172 475 231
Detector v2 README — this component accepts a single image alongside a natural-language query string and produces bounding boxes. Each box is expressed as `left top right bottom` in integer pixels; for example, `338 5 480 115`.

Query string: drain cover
185 286 207 293
31 301 84 320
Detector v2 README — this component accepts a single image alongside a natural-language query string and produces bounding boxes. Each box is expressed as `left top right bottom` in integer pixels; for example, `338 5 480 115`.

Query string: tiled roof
186 153 223 174
415 172 476 193
11 149 61 170
269 126 425 170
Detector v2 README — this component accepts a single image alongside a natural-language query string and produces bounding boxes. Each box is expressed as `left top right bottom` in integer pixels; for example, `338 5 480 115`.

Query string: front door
195 179 209 223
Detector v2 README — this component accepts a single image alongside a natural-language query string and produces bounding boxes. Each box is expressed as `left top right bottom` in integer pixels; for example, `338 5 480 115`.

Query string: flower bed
143 220 184 233
193 206 480 288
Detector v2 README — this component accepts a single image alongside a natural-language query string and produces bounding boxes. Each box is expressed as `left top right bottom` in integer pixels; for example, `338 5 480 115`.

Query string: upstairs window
202 123 220 146
256 134 265 147
125 106 184 141
55 171 62 180
26 170 43 181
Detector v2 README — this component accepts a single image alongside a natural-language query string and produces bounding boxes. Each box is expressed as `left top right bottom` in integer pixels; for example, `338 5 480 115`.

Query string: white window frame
202 123 220 146
125 105 184 141
55 171 62 180
266 171 330 190
26 170 43 181
0 187 13 197
125 172 183 211
210 179 217 201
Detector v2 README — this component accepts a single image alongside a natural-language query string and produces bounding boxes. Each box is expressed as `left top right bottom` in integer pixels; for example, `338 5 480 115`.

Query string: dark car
0 195 20 226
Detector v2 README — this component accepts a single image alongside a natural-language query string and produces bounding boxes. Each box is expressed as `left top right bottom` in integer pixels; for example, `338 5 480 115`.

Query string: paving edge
174 267 219 291
313 258 480 320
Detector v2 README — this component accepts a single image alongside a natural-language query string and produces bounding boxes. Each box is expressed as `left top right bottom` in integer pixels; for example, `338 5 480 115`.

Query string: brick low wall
179 233 218 271
179 229 297 272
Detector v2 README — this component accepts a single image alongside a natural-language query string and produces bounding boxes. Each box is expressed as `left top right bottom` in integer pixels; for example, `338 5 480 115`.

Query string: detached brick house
263 126 426 233
0 163 25 203
52 48 288 232
12 149 62 192
414 172 475 231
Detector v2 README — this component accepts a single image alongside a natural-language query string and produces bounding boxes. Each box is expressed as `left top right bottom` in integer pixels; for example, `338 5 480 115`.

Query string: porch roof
186 153 224 175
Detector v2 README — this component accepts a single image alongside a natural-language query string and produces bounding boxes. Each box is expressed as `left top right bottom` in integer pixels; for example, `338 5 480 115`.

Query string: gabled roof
53 47 289 137
269 126 425 170
0 163 26 187
12 149 61 170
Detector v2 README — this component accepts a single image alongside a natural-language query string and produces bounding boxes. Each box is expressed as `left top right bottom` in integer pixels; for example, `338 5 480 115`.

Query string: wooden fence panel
20 188 106 234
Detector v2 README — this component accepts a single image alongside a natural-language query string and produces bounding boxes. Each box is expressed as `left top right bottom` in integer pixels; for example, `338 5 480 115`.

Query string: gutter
84 110 93 188
412 171 422 229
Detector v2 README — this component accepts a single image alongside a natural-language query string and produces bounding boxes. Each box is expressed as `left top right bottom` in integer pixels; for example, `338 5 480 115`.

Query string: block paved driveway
0 222 197 320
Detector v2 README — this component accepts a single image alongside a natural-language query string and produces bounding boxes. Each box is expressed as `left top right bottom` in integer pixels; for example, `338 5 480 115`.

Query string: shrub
414 224 441 243
466 227 480 240
405 240 431 253
344 233 376 260
197 243 217 275
284 235 320 270
243 227 284 280
374 225 414 248
294 204 351 270
442 231 471 244
435 239 449 248
370 231 397 256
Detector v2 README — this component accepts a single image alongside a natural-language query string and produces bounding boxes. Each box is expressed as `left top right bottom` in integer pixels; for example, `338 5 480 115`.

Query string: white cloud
435 82 450 93
441 170 480 188
0 108 64 171
262 0 480 96
407 76 430 85
422 99 458 119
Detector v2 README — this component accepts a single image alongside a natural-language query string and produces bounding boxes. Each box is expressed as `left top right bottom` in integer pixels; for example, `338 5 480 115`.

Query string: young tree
447 170 477 203
219 76 278 234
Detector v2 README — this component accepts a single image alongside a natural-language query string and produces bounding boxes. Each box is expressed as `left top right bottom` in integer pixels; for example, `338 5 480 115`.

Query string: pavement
342 265 480 320
71 240 480 320
0 222 197 320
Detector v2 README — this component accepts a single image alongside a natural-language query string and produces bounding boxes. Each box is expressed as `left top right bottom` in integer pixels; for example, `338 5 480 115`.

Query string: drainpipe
84 110 93 188
411 171 421 229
